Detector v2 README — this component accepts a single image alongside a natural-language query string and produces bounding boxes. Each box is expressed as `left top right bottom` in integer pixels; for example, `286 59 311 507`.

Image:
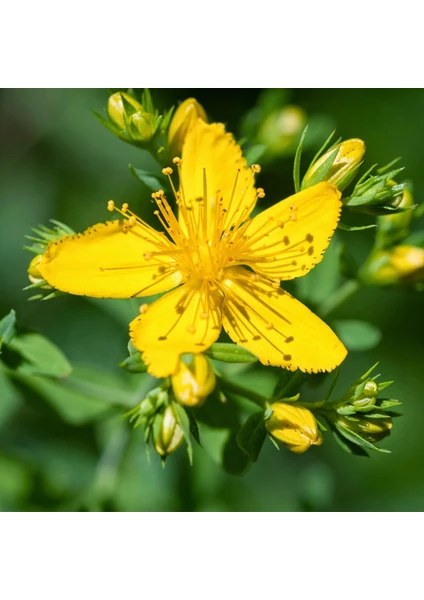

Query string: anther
266 323 274 330
200 312 208 320
290 213 297 221
187 325 196 334
172 157 182 165
251 164 261 173
139 304 149 314
107 200 115 212
306 233 314 243
144 252 152 260
121 203 129 212
128 216 136 227
162 167 173 176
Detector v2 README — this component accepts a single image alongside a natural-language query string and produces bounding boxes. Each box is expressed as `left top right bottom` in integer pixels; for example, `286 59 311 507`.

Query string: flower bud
266 402 322 454
361 245 424 285
303 139 366 191
107 92 143 130
153 405 184 457
377 185 415 246
257 105 307 154
168 98 207 157
27 254 43 283
127 110 156 142
171 354 216 407
337 414 393 444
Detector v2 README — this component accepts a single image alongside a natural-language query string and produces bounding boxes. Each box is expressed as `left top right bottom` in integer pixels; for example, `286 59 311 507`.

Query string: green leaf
173 403 194 465
273 369 306 399
333 320 382 352
293 125 308 193
378 399 402 409
129 164 165 192
119 351 148 373
9 333 72 378
338 222 376 231
205 343 257 364
244 144 267 166
236 412 267 462
301 147 338 189
0 309 17 351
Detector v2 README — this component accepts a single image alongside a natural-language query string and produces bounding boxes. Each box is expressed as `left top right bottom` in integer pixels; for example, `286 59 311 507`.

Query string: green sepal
0 310 17 351
301 147 338 189
92 110 123 137
268 434 280 451
338 222 376 232
205 343 258 364
173 402 194 465
332 428 369 457
141 88 154 115
236 411 267 462
293 125 308 193
119 351 148 373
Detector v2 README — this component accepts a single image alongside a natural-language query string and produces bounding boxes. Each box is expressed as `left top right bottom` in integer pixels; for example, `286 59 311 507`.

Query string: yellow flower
38 119 347 378
266 402 322 453
303 139 365 191
171 354 216 407
168 98 207 157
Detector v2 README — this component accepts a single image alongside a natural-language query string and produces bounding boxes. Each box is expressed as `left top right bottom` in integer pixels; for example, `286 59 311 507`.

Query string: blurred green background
1 88 423 511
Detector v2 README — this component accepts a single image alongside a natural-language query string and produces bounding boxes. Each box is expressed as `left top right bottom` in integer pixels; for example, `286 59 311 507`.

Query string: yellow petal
130 282 223 378
38 219 183 298
233 182 341 281
221 267 346 373
179 120 256 236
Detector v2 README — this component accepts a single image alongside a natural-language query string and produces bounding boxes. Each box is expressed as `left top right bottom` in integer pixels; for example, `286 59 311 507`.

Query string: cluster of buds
24 219 74 300
322 364 401 454
126 386 184 459
95 89 174 151
265 398 322 454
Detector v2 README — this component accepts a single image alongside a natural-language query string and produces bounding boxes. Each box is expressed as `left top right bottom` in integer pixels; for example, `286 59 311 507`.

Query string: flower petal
233 182 341 281
179 120 256 235
130 282 223 378
221 267 347 373
39 219 183 298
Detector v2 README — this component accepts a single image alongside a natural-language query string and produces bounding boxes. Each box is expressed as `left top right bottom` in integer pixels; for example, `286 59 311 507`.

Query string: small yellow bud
127 110 156 142
266 402 322 454
168 98 207 157
303 138 366 191
28 254 43 282
362 245 424 285
257 105 307 154
171 355 216 407
337 415 393 443
107 92 142 130
153 405 184 457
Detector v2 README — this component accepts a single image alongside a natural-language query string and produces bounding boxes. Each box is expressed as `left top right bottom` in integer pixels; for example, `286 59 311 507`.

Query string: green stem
318 279 361 318
218 377 269 409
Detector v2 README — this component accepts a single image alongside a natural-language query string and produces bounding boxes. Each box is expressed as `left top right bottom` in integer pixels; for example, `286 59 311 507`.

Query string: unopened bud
171 355 216 407
377 185 415 246
153 405 184 457
28 254 43 283
266 402 322 454
361 245 424 285
107 92 142 130
303 139 366 191
127 110 156 142
337 414 393 444
168 98 207 157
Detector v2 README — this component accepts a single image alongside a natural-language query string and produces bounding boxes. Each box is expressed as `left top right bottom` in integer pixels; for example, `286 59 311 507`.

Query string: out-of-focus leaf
222 432 250 475
173 403 193 465
244 144 267 166
338 222 376 232
205 343 257 364
0 310 17 350
337 242 358 279
129 164 165 192
333 319 382 352
236 412 266 462
195 389 240 429
0 365 22 428
9 333 72 378
273 369 306 399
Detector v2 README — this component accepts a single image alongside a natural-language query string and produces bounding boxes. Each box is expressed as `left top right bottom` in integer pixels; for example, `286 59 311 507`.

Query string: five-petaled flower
38 120 347 378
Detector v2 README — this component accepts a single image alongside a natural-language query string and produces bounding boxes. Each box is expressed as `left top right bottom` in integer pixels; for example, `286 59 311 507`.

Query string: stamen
107 200 115 212
251 164 261 173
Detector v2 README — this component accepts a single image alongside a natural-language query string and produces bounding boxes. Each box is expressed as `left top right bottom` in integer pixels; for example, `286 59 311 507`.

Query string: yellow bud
28 254 43 282
171 355 216 407
266 402 322 454
168 98 207 157
107 92 143 129
337 415 392 443
257 105 307 154
303 138 366 191
362 245 424 285
153 405 184 457
128 110 155 142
